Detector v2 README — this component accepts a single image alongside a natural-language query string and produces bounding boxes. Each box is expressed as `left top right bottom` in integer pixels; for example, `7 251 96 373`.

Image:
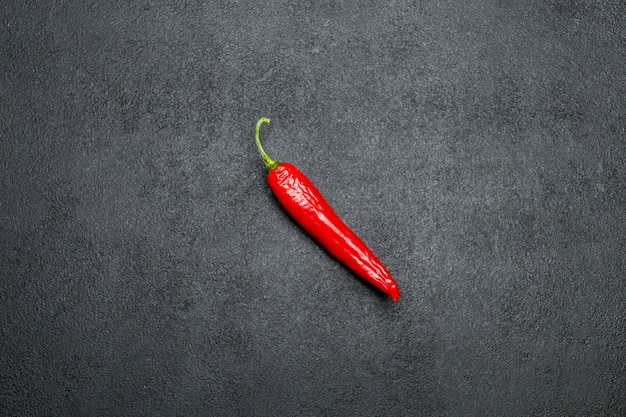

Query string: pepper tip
389 286 399 302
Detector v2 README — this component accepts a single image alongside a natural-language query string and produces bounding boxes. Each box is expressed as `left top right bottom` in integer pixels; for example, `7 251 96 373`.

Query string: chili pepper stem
255 117 279 172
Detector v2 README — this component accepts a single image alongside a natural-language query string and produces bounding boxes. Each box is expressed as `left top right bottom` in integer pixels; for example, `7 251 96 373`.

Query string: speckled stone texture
1 1 625 416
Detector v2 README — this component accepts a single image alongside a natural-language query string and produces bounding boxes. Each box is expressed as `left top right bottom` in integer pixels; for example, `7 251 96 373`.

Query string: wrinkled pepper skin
266 162 399 301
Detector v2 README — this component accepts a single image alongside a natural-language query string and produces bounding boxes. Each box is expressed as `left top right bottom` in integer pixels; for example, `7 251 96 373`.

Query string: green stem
255 117 279 172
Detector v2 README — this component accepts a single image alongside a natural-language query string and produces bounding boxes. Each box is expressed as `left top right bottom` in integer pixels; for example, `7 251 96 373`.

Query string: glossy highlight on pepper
254 117 399 301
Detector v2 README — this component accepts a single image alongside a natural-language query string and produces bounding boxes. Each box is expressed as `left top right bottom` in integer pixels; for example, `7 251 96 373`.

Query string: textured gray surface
1 1 625 416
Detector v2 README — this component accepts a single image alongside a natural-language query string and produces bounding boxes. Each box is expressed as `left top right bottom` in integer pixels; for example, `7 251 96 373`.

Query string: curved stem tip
255 117 279 172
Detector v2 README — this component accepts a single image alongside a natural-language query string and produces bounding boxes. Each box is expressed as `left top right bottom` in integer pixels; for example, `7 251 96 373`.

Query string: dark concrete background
1 1 625 416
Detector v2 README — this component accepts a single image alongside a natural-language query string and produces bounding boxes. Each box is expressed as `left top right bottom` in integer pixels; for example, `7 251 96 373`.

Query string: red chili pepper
254 117 399 301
